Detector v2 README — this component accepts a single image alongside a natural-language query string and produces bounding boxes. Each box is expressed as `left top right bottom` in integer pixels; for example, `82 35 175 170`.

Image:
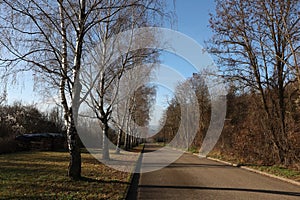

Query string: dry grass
208 151 300 182
250 165 300 182
0 149 139 200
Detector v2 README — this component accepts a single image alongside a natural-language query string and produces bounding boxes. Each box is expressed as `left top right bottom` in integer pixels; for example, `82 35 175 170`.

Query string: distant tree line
0 102 64 139
154 73 211 151
155 0 300 169
153 73 211 151
77 84 155 151
155 72 300 168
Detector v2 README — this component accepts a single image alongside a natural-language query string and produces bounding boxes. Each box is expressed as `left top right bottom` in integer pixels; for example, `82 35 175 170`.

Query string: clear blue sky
150 0 216 126
6 1 216 121
160 0 216 80
170 0 215 44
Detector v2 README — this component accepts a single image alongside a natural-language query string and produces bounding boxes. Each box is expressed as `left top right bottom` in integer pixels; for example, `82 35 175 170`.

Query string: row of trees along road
155 0 300 168
0 0 168 179
208 0 300 166
154 73 211 151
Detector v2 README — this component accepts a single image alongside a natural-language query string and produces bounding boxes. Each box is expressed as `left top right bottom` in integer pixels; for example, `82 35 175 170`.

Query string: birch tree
125 84 156 149
111 63 154 153
0 0 165 179
0 85 6 106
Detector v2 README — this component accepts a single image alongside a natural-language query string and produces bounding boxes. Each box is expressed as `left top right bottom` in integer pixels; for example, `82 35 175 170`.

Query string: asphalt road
127 143 300 200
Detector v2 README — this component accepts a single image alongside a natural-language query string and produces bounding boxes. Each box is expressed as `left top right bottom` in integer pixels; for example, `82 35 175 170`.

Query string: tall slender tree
0 0 166 179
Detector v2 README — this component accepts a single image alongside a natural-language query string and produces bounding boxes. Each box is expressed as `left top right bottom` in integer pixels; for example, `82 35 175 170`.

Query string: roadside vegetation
0 0 169 179
0 103 64 154
0 0 299 195
154 0 300 180
0 150 139 199
250 165 300 182
208 151 300 182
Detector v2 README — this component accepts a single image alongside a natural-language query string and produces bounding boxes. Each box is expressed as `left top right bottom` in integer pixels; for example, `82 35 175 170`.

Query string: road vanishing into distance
127 144 300 200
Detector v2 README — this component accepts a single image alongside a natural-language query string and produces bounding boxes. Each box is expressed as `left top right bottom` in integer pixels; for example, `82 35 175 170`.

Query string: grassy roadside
0 150 139 200
208 151 300 182
249 165 300 182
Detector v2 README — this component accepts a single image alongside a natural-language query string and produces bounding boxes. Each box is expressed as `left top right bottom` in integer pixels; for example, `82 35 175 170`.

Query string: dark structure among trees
0 103 65 153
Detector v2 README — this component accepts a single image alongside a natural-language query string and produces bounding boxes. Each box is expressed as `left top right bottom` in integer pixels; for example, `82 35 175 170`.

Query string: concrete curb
165 147 300 186
240 166 300 186
206 156 239 167
124 171 133 198
206 156 300 186
124 144 145 199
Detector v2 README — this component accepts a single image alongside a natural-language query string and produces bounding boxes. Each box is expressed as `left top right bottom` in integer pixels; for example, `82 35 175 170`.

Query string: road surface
127 143 300 200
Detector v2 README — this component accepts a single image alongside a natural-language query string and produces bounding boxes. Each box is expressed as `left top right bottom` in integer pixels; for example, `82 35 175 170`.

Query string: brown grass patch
0 150 139 199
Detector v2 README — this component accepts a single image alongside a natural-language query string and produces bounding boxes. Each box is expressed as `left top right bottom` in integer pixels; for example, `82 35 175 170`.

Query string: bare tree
78 0 165 160
208 0 300 165
175 81 199 149
0 69 7 106
0 0 165 179
156 98 180 144
111 63 154 153
158 73 209 150
80 14 159 160
127 84 156 148
0 87 7 106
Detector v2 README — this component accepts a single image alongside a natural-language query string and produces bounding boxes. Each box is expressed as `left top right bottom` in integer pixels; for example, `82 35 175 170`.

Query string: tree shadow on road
138 185 300 197
138 162 234 168
166 163 234 168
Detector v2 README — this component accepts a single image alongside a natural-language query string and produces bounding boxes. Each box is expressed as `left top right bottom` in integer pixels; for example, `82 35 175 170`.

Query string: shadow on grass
79 176 130 185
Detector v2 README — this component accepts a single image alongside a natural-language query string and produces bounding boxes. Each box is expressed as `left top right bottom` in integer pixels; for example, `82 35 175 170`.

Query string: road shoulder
205 156 300 186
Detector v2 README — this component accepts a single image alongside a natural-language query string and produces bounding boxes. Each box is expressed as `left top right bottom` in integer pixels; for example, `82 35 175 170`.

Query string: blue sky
150 0 216 125
6 1 216 124
170 0 215 44
160 0 216 82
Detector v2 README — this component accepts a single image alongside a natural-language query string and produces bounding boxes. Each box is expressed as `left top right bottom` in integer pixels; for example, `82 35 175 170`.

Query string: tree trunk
102 122 110 160
124 132 129 151
67 117 81 180
115 129 123 154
